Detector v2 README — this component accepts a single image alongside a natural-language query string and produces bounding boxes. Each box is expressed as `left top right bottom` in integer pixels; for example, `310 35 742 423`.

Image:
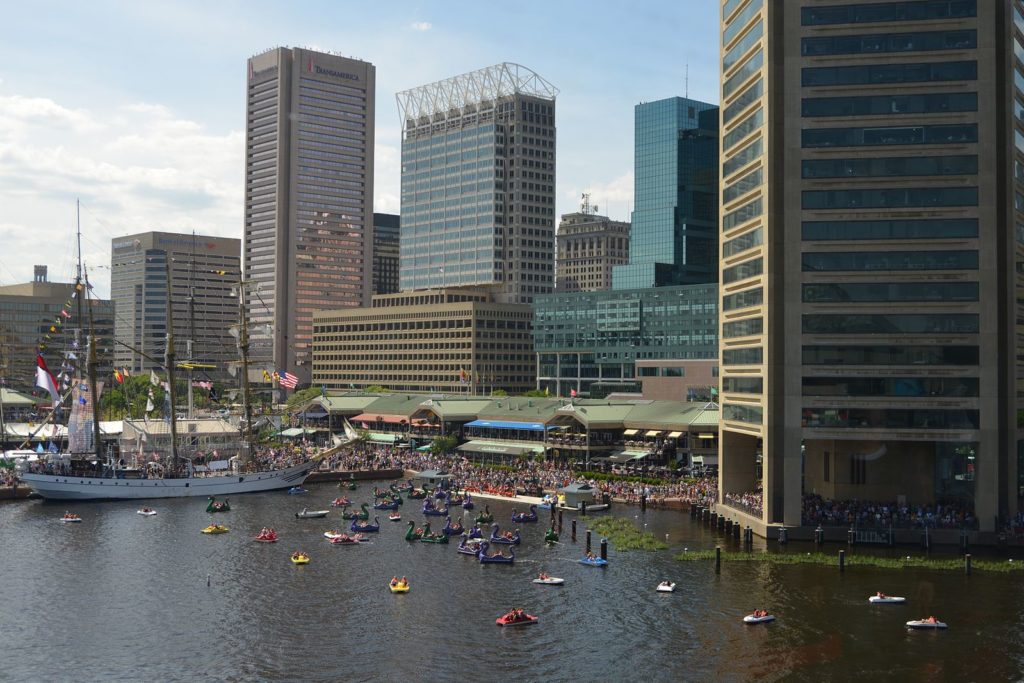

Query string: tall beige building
555 196 630 293
718 0 1016 534
244 47 375 387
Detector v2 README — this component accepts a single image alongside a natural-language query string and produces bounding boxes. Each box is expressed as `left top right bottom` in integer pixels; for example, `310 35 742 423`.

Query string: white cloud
0 92 243 298
562 170 634 221
410 21 432 31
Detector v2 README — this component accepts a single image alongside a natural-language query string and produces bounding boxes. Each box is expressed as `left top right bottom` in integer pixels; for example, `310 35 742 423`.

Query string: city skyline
0 1 719 299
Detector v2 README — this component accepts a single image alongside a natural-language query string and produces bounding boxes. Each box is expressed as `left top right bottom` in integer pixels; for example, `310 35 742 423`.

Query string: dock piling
600 538 608 560
571 519 577 541
715 545 721 573
839 549 845 573
586 529 592 554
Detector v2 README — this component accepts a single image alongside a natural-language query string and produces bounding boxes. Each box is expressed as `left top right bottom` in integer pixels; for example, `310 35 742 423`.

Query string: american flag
278 371 299 389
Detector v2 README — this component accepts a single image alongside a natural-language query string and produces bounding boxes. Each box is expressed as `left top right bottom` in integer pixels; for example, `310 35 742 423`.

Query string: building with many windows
555 195 630 293
396 63 558 304
717 0 1014 536
614 97 720 289
243 47 375 387
372 213 400 295
110 232 240 382
0 266 114 395
312 288 534 394
534 283 718 398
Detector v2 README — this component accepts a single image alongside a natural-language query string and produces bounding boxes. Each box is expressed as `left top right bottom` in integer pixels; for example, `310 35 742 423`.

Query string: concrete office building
110 232 240 382
396 63 558 304
717 0 1014 536
614 97 720 289
555 195 630 293
312 288 533 394
0 266 114 394
243 47 375 387
373 213 400 295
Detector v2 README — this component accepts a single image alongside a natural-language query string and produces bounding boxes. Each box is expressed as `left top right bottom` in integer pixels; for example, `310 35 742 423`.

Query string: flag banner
150 370 160 386
570 389 577 398
279 371 298 389
113 369 123 384
35 354 60 404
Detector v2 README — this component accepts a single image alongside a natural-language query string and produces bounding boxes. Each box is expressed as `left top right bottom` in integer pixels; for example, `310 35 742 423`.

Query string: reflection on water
1 483 1022 682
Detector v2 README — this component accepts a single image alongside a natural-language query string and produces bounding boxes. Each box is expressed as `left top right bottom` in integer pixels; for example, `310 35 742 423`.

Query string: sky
0 0 720 298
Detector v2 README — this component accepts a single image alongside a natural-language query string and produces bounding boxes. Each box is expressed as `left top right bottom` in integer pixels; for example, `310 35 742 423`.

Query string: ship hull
20 461 317 501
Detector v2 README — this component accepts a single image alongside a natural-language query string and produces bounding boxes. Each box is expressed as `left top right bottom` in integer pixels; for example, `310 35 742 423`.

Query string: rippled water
1 483 1022 682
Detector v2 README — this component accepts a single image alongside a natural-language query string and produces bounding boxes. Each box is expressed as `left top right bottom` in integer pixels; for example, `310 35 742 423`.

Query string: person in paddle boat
925 616 937 624
659 580 671 588
586 551 597 561
390 576 399 586
752 609 769 618
538 572 549 580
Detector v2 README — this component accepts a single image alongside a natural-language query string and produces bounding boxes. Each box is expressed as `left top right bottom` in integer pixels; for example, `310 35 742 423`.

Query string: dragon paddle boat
201 523 230 534
578 554 608 567
442 516 465 536
422 499 449 517
287 486 308 495
477 541 515 564
254 528 278 543
743 610 775 625
489 523 521 545
396 480 414 492
869 592 906 604
544 528 559 543
350 517 380 533
389 577 410 593
496 609 537 627
511 505 539 523
341 503 370 521
433 488 447 499
475 506 494 524
418 522 449 544
907 617 947 630
406 487 427 500
458 534 486 556
331 497 352 508
290 551 310 565
388 511 402 522
405 520 425 541
136 508 157 516
461 493 474 510
468 524 484 539
340 480 358 491
295 508 329 519
373 498 400 511
206 497 230 513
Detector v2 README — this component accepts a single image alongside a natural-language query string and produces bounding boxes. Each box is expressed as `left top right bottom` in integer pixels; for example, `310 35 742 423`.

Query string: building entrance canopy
457 441 545 456
464 419 546 431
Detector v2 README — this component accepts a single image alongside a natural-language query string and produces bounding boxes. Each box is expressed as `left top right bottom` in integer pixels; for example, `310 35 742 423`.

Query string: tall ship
19 213 343 500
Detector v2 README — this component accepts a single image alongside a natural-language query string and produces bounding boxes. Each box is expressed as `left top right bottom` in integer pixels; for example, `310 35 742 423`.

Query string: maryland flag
459 368 468 383
262 369 271 382
113 369 124 384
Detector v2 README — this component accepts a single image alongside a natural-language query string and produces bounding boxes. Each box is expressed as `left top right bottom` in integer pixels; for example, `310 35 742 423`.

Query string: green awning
416 444 432 452
608 450 650 462
279 427 304 438
368 432 398 443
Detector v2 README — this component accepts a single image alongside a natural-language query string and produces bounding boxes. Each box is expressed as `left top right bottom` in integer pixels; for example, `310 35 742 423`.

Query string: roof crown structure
396 62 558 126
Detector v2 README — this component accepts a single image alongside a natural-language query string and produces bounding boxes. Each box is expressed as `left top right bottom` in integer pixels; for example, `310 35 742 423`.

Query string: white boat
907 618 947 630
295 509 329 519
323 530 345 539
743 613 775 624
22 459 319 501
656 582 676 593
136 509 157 516
868 595 906 604
59 516 82 523
532 577 565 585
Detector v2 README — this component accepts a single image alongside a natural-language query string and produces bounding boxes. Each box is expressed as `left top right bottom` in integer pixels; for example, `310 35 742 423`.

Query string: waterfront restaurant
456 398 563 463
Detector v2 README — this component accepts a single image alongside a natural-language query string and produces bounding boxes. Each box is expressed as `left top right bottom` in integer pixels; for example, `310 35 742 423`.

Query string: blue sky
0 0 720 297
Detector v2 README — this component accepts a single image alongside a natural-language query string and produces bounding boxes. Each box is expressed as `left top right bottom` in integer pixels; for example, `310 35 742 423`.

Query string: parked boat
743 611 774 624
295 509 329 519
869 593 906 604
656 582 676 593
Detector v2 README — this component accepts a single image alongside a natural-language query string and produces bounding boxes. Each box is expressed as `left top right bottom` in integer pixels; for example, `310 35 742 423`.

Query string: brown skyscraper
244 47 375 387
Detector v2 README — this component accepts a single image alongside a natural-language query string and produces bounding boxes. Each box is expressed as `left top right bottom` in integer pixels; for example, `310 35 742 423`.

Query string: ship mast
84 266 102 462
163 254 181 471
237 274 254 461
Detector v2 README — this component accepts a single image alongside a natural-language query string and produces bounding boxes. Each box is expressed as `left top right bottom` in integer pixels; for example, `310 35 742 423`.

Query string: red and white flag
570 388 577 398
35 354 60 404
279 371 299 389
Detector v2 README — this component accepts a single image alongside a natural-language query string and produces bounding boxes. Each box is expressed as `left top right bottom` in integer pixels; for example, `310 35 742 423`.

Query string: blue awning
464 419 545 431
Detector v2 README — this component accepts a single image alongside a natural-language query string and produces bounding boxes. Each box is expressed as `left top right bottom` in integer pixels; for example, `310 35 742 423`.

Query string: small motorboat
288 487 308 495
532 575 564 586
743 612 775 624
331 497 351 507
656 582 676 593
136 508 157 516
201 524 230 534
907 617 947 630
869 593 906 604
388 512 402 522
489 523 521 546
496 610 538 627
60 514 83 523
206 497 230 513
478 542 515 564
290 552 310 565
350 517 380 533
295 509 329 519
511 505 539 523
458 534 486 556
578 556 608 567
389 580 410 594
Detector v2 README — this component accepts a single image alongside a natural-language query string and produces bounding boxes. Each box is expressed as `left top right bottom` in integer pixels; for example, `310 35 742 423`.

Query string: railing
721 498 762 518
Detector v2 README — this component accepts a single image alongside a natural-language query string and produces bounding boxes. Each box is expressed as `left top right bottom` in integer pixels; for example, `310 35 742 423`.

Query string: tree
430 434 458 455
491 389 508 397
522 389 547 398
285 387 321 413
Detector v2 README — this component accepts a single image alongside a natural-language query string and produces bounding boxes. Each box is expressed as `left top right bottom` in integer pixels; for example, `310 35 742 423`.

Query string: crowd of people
723 490 763 516
800 494 977 529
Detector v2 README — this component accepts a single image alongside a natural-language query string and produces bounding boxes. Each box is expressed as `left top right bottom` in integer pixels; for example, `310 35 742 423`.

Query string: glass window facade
802 282 979 303
802 187 978 210
803 376 978 397
723 109 763 151
802 408 979 430
722 287 763 311
724 403 763 424
723 377 764 393
724 50 764 98
723 347 763 365
723 227 763 257
801 1 977 26
723 317 763 338
722 197 763 231
802 155 977 179
723 257 763 284
802 250 978 271
802 92 977 117
723 138 763 178
802 218 978 240
801 29 976 56
724 78 764 124
723 167 763 203
802 314 979 334
802 60 976 87
802 344 979 365
802 123 978 148
723 21 764 72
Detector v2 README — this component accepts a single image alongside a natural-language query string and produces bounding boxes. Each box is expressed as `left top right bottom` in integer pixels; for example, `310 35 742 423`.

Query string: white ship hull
20 461 317 501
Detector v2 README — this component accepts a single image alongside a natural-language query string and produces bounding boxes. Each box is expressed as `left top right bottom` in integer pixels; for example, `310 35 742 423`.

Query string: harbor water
1 482 1022 682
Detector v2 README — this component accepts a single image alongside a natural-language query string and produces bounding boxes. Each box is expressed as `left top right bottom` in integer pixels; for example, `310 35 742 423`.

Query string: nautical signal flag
35 354 60 404
459 368 468 383
113 369 123 384
570 388 577 398
262 369 272 382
